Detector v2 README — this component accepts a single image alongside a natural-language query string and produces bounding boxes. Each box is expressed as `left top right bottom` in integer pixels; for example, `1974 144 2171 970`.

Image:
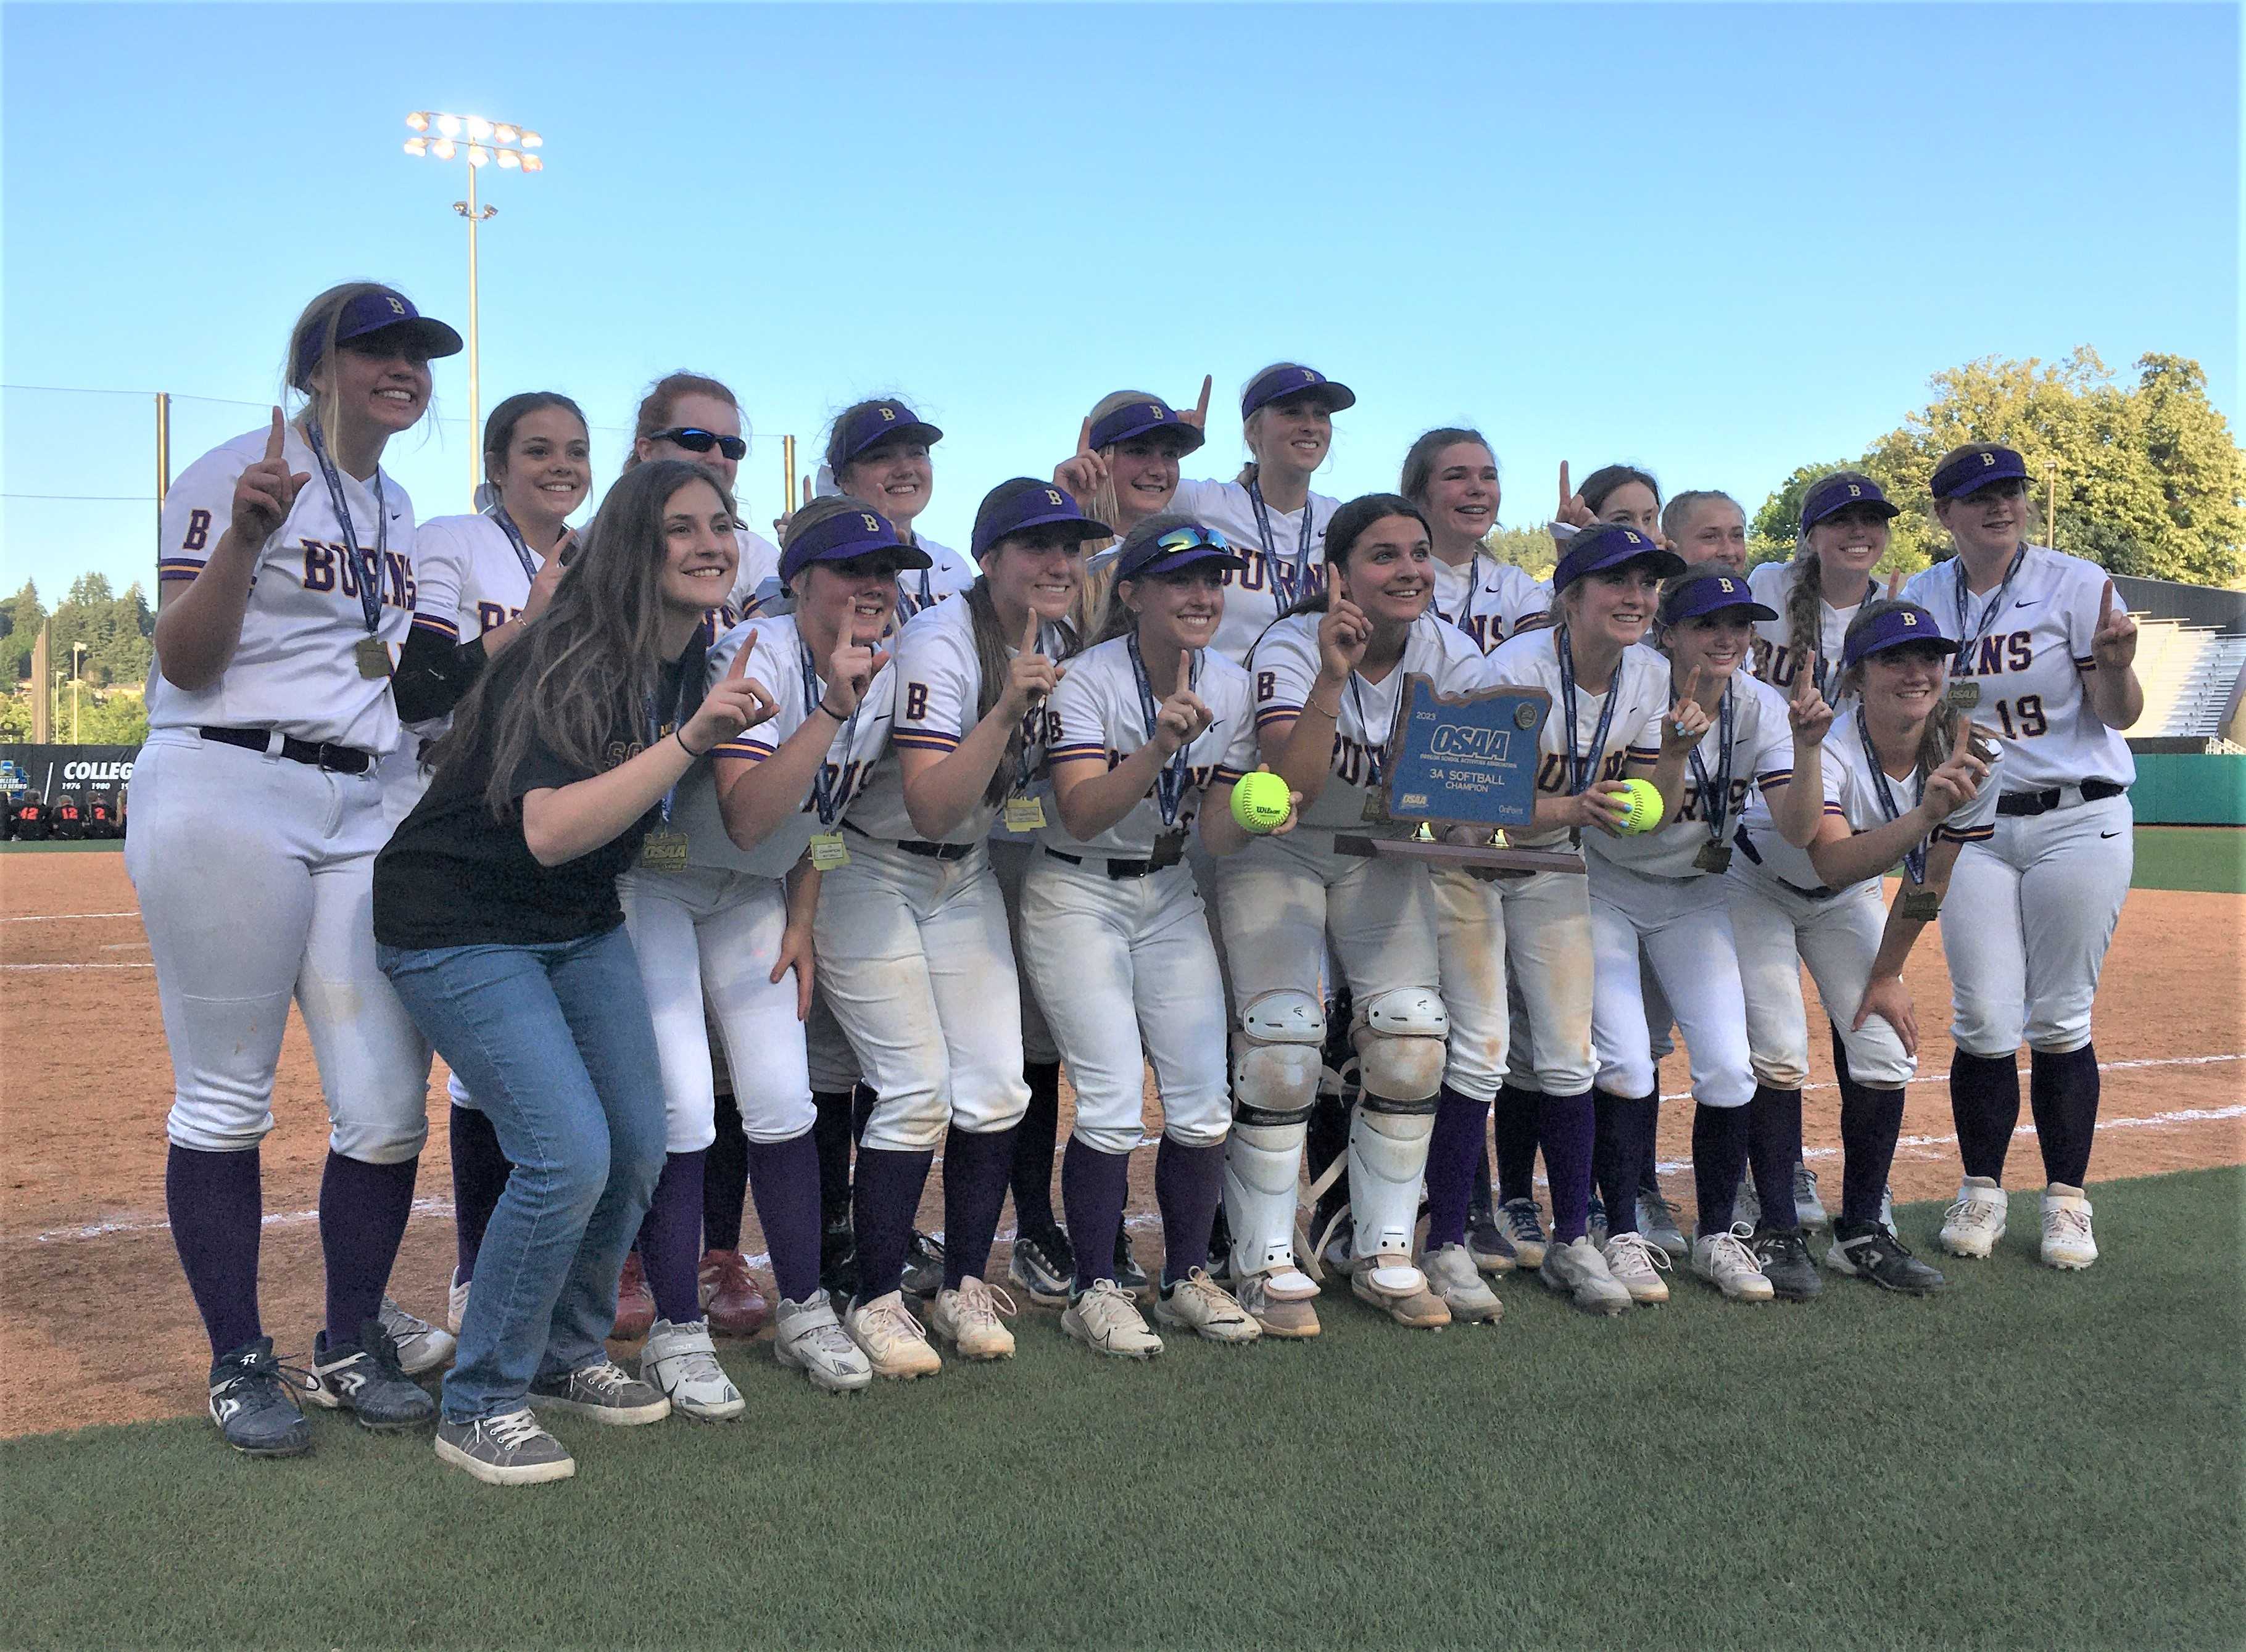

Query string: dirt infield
3 849 2239 1439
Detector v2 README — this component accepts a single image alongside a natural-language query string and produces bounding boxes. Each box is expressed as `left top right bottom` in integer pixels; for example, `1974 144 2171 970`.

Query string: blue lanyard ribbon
800 638 861 826
1686 680 1736 842
1555 626 1621 796
1127 632 1197 826
303 419 387 637
1857 714 1927 885
487 502 541 584
1949 546 2026 674
646 658 697 825
1247 479 1315 612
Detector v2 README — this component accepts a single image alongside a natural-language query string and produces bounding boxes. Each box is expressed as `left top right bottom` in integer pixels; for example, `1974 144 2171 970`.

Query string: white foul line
0 962 154 972
0 911 139 922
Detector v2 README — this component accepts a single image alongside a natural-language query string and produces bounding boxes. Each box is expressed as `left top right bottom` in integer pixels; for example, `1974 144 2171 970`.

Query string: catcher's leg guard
1223 990 1322 1286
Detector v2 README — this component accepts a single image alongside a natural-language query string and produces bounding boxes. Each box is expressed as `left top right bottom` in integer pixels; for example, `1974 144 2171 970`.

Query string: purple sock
1951 1051 2020 1182
1061 1136 1132 1292
1493 1084 1543 1205
318 1150 419 1347
850 1083 877 1141
704 1091 750 1251
852 1147 934 1306
1746 1084 1804 1234
449 1104 510 1289
1592 1090 1652 1236
941 1123 1019 1289
167 1145 264 1358
1837 1070 1905 1228
1154 1136 1224 1286
2030 1044 2100 1187
1423 1087 1491 1252
745 1131 823 1303
1009 1062 1064 1238
1691 1104 1750 1235
636 1149 707 1324
1538 1090 1596 1243
811 1090 855 1223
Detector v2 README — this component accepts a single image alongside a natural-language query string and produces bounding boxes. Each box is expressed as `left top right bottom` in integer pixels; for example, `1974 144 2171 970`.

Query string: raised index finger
1021 607 1041 658
1558 460 1572 511
1886 568 1902 601
265 407 287 463
1950 709 1971 750
1076 416 1095 458
2099 580 2116 629
1681 663 1705 705
1188 375 1212 427
1179 646 1192 685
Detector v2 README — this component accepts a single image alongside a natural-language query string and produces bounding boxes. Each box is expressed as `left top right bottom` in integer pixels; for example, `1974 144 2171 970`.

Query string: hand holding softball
1572 779 1639 836
1662 664 1711 752
1316 598 1371 684
231 408 310 547
1230 766 1300 836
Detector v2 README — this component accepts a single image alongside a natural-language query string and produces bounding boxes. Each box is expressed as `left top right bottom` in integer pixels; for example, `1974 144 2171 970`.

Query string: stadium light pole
402 111 545 496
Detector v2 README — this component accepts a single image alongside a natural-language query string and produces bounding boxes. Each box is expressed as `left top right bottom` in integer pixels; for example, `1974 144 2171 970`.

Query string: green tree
1747 460 1853 570
0 690 30 742
1483 524 1557 578
75 687 147 745
0 581 44 684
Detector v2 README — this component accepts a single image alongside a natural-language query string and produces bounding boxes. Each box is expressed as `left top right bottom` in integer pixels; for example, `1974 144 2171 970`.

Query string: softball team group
133 283 2143 1487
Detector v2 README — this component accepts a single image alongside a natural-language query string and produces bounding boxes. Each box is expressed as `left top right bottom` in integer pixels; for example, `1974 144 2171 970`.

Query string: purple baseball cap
831 400 944 469
1800 471 1901 531
296 287 463 379
1841 601 1952 670
1931 444 2029 500
779 503 931 586
970 479 1111 560
1112 521 1246 585
1241 363 1356 420
1552 522 1687 592
1089 397 1206 456
1659 570 1778 627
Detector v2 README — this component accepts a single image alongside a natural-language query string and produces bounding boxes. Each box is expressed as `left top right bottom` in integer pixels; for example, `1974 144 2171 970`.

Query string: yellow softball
1230 770 1293 834
1613 777 1665 835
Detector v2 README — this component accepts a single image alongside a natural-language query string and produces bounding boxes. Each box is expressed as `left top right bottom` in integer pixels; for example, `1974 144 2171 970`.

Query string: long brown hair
963 495 1083 809
436 459 737 817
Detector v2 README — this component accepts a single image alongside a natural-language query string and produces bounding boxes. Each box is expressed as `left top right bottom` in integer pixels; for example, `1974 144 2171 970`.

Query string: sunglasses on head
652 427 747 461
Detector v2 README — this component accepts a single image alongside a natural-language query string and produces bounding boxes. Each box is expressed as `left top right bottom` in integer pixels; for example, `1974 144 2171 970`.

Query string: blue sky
4 2 2239 601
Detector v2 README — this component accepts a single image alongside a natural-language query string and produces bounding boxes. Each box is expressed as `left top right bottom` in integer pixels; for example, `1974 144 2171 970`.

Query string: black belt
1044 847 1163 880
1732 824 1841 901
840 819 972 862
1996 779 2126 817
200 725 373 775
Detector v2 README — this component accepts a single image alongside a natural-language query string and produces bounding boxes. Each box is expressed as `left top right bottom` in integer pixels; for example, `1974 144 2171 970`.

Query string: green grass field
6 1170 2239 1651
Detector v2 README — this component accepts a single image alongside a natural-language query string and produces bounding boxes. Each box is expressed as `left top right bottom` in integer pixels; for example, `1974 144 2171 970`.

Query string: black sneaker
901 1229 946 1299
207 1337 312 1457
1112 1229 1148 1297
1008 1226 1075 1308
528 1358 671 1424
1749 1226 1823 1302
307 1320 437 1432
1465 1213 1518 1274
1823 1221 1946 1296
819 1217 857 1302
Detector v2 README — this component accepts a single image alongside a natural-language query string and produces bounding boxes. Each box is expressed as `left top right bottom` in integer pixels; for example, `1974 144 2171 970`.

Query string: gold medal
1003 796 1046 832
1361 790 1388 823
1147 828 1187 870
1946 680 1981 709
1694 842 1733 875
357 637 392 680
639 831 689 872
808 832 850 871
1899 888 1942 922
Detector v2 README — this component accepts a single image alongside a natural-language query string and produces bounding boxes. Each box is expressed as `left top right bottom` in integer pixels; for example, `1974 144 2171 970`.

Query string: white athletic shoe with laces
929 1277 1016 1360
1602 1232 1672 1305
1690 1223 1775 1302
1421 1242 1503 1323
638 1319 744 1421
1062 1278 1163 1359
1939 1176 2009 1258
1539 1236 1631 1315
774 1291 872 1393
2040 1184 2097 1270
1151 1269 1260 1344
446 1276 471 1337
377 1297 457 1375
844 1291 941 1379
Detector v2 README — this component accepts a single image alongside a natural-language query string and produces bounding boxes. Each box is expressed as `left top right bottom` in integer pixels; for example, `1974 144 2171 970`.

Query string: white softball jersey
645 613 900 881
847 593 1069 846
1172 477 1341 664
407 513 542 655
726 526 784 619
151 423 416 753
1248 610 1488 834
1428 553 1551 655
1470 629 1670 849
1748 558 1877 700
1737 706 2000 894
1040 638 1259 859
1591 672 1797 880
1900 545 2136 793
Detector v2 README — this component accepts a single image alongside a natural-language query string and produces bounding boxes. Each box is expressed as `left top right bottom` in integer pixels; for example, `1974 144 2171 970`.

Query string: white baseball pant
1215 835 1443 1021
987 836 1064 1067
618 866 816 1154
126 731 428 1162
1016 855 1229 1155
1491 868 1598 1096
1725 869 1912 1089
1588 858 1753 1106
1430 868 1509 1103
1940 795 2132 1057
813 835 1031 1152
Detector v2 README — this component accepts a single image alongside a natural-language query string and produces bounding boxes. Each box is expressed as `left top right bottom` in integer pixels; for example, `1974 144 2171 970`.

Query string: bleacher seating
2129 611 2246 740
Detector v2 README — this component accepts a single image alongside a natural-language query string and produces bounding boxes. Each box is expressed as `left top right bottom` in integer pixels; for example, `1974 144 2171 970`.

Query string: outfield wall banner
2130 754 2246 827
0 745 140 801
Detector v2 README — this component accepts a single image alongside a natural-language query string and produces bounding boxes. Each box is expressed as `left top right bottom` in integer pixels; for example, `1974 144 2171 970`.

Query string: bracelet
1306 696 1343 719
814 698 848 722
674 728 705 760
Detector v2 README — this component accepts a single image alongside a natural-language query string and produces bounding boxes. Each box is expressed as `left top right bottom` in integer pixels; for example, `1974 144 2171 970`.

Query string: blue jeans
378 924 668 1423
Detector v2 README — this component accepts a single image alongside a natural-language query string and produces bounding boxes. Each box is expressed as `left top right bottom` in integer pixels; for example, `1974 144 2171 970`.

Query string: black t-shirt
373 636 705 949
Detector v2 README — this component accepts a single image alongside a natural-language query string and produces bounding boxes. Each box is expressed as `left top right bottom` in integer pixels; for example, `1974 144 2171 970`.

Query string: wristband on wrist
815 698 848 722
674 728 703 760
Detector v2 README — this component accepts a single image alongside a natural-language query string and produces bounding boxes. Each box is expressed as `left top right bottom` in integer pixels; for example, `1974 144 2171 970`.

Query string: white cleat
843 1291 941 1380
1690 1224 1775 1302
638 1320 744 1421
1420 1242 1503 1323
2040 1184 2098 1271
929 1278 1017 1361
377 1297 457 1375
1061 1278 1163 1360
1939 1176 2009 1259
1602 1233 1672 1305
1539 1236 1632 1316
773 1291 873 1394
